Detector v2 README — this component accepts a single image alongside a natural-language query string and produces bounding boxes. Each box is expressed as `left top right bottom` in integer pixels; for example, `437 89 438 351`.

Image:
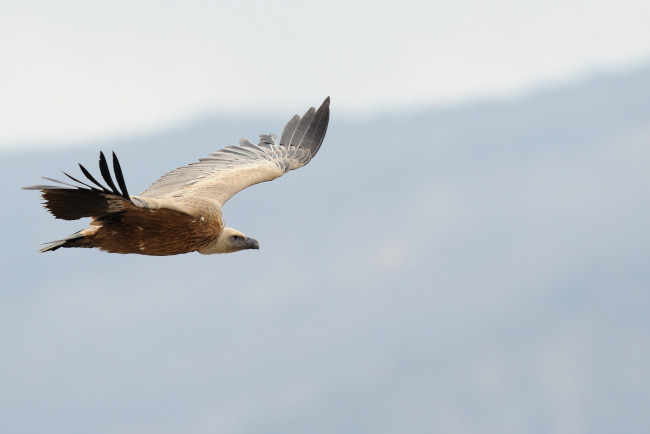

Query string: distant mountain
2 64 650 434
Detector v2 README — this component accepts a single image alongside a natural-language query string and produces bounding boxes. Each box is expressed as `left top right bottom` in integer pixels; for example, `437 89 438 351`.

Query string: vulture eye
231 235 241 241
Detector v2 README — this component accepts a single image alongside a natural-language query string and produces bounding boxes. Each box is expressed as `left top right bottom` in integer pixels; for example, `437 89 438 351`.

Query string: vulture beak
245 237 260 250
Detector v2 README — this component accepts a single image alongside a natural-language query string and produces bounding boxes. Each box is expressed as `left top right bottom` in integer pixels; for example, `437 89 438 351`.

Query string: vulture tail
38 230 93 252
23 152 133 221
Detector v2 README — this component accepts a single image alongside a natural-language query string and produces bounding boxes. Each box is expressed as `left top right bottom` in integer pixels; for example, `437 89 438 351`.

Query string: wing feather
112 151 131 199
98 151 120 195
79 162 111 193
140 97 330 207
288 107 316 148
279 115 300 146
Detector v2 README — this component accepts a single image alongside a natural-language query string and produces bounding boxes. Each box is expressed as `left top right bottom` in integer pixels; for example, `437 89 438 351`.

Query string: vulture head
199 227 260 255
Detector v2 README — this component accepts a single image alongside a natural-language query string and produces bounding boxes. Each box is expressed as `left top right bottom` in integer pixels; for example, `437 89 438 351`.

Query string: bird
24 97 330 255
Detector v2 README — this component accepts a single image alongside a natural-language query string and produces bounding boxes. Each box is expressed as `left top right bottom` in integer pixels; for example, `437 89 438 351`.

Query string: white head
198 227 260 255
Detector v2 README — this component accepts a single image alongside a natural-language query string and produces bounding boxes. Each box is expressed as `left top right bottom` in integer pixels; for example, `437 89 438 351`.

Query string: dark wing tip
98 151 121 195
303 97 330 156
112 151 130 199
282 97 330 152
78 162 110 193
24 151 132 199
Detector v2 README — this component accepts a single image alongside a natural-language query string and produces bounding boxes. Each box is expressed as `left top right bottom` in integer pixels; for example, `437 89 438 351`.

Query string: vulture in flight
24 97 330 255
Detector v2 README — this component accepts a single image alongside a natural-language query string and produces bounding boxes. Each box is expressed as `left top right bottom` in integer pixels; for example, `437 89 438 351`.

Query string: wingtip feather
112 151 130 199
79 162 110 193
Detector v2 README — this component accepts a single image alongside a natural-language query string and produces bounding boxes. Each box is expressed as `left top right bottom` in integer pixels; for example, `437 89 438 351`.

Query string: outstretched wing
23 151 135 221
140 97 330 207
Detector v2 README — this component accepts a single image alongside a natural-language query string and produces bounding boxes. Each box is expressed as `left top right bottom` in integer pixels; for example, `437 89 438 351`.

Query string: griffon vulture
24 97 330 255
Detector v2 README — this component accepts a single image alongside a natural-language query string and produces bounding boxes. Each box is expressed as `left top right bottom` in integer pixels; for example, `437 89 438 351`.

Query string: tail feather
39 231 91 252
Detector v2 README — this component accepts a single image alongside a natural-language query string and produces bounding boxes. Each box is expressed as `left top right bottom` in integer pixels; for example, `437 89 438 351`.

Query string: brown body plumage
24 98 330 255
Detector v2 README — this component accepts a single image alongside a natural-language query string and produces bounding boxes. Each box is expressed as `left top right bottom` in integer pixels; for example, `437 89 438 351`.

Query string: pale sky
1 0 649 150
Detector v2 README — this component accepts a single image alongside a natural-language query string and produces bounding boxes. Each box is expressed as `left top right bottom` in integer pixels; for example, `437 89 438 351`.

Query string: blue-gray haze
1 65 649 433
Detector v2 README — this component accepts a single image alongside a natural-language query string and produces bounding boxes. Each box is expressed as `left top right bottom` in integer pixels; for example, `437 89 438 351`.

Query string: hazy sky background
3 2 650 432
1 0 649 149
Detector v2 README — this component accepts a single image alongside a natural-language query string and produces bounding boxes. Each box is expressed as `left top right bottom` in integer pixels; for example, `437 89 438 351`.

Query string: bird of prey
24 97 330 255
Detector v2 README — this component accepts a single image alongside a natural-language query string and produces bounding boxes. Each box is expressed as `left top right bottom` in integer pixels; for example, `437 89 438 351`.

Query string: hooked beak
245 237 260 250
